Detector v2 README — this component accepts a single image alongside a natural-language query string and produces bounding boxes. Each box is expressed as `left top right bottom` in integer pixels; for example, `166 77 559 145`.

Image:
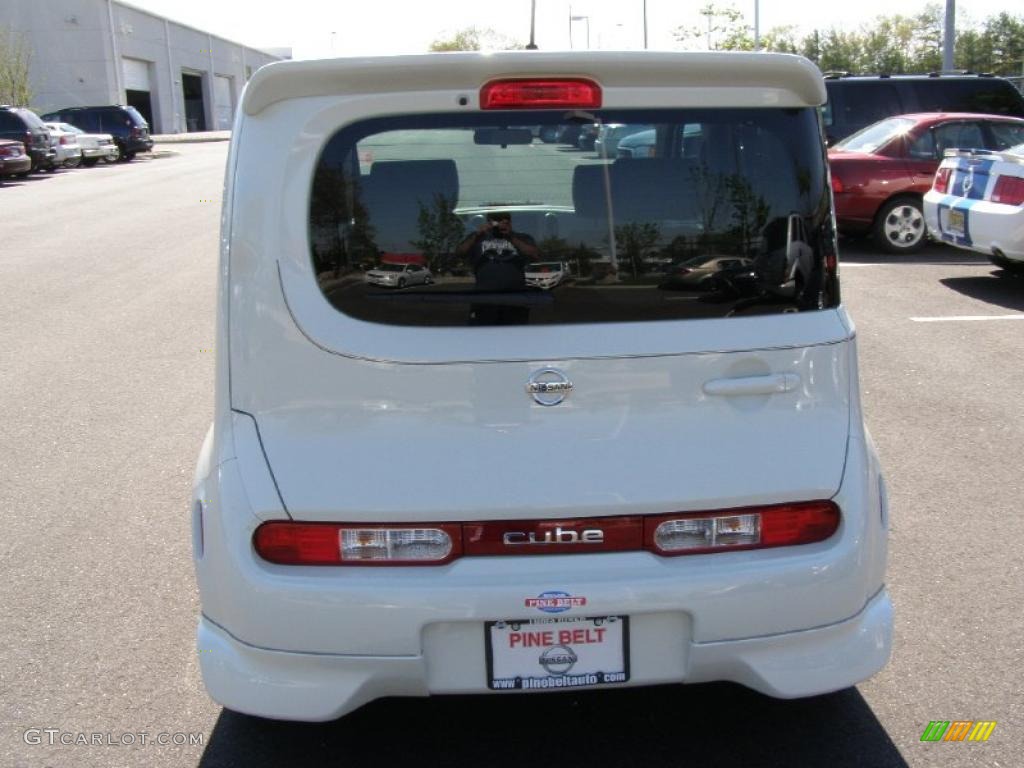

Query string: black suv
42 105 153 161
0 106 57 173
823 73 1024 145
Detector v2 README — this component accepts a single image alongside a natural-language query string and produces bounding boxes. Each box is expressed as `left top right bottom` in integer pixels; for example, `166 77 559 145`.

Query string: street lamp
526 0 538 50
570 14 590 49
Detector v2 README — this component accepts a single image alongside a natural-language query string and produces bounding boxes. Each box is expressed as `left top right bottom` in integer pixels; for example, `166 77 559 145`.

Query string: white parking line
910 314 1024 323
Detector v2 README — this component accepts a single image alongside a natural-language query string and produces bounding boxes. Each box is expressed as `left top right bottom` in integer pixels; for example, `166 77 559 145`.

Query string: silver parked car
45 122 118 166
364 262 433 288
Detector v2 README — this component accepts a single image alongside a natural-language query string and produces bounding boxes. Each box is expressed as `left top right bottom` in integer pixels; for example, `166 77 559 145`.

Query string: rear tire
397 278 406 289
873 197 926 254
82 157 99 168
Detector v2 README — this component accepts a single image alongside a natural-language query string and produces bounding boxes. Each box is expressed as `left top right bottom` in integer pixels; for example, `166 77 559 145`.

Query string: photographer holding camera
456 211 540 325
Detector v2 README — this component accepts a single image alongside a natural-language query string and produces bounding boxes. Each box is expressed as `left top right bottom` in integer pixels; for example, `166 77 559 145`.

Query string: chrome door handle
702 373 801 396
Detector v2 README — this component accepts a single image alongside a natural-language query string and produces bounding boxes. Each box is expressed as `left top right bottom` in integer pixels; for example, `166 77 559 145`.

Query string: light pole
754 0 760 51
643 0 648 49
526 0 538 49
570 14 591 50
943 0 955 70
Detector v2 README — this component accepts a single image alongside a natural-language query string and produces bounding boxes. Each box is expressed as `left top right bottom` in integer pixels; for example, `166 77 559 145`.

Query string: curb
152 132 231 144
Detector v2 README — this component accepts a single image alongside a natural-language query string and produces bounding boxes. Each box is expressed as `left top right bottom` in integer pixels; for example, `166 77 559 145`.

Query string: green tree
429 26 524 52
614 221 661 278
413 194 465 273
0 24 32 106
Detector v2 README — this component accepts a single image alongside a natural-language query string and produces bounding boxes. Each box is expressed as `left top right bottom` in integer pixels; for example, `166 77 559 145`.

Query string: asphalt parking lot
1 142 1021 768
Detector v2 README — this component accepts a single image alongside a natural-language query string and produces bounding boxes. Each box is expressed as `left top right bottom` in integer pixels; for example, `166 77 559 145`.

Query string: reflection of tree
412 194 465 273
540 237 600 278
310 167 377 275
614 222 661 278
688 162 772 256
725 175 771 254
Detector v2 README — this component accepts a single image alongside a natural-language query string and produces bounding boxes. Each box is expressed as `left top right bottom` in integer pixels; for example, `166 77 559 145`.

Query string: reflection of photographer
456 212 540 325
456 212 539 290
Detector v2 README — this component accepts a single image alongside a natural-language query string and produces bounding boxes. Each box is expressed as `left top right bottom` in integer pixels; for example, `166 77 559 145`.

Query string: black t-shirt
468 230 537 291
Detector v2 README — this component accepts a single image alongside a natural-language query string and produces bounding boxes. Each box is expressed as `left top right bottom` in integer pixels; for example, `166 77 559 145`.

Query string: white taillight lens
340 528 452 562
654 514 760 552
646 501 839 556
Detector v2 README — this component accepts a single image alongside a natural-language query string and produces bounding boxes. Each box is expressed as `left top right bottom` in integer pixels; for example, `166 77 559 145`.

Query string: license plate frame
485 615 630 691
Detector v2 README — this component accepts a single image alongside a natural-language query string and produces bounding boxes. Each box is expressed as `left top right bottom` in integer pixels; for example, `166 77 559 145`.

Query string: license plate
485 615 629 691
947 208 965 235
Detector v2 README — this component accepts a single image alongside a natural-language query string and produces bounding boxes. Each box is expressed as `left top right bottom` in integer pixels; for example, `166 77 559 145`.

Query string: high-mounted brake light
254 522 461 565
480 78 602 110
933 167 952 194
645 501 840 556
992 175 1024 206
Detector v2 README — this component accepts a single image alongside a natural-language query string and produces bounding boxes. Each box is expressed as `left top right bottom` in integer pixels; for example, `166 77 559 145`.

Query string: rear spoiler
942 147 1024 165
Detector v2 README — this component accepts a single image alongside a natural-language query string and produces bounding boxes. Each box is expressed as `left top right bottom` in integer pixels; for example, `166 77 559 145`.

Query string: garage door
123 58 151 92
213 75 233 130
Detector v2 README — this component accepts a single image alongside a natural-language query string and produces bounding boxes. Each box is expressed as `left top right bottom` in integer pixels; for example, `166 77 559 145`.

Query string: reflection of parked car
42 105 153 161
45 122 118 166
829 113 1024 253
822 73 1024 146
42 123 83 168
594 124 652 158
576 123 599 150
616 127 656 158
0 140 32 178
364 263 433 288
525 261 569 289
0 106 57 173
924 143 1024 272
660 256 754 289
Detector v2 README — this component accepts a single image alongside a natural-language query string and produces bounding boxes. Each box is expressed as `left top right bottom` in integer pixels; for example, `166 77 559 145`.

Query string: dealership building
1 0 285 133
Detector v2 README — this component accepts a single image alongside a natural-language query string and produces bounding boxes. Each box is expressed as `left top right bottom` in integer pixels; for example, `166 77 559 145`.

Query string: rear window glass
825 82 902 133
309 108 838 327
17 109 46 129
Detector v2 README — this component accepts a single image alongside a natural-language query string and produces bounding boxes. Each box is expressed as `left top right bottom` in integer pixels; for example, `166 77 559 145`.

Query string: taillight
933 167 952 194
59 135 69 145
644 501 840 556
254 502 839 566
991 175 1024 206
253 522 461 565
480 78 602 110
830 174 844 194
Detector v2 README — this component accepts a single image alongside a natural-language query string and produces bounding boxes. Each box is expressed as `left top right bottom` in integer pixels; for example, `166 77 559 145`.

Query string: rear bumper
924 192 1024 262
198 588 892 722
0 156 32 175
193 418 890 719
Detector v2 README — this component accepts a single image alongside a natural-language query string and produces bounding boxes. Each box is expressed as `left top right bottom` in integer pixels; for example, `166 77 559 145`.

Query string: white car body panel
193 51 889 721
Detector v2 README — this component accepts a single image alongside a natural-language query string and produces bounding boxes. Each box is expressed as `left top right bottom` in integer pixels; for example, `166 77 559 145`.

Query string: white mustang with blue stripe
924 146 1024 270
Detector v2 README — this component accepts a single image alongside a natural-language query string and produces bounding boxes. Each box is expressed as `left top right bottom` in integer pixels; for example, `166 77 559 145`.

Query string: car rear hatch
226 52 852 524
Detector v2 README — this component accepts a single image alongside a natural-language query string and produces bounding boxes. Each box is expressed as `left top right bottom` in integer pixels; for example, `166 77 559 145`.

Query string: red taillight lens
59 135 69 145
991 175 1024 206
480 78 602 110
933 167 952 194
644 501 840 556
830 174 844 194
253 522 461 565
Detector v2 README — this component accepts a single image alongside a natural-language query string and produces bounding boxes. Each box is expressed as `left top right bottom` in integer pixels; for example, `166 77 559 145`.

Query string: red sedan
828 113 1024 253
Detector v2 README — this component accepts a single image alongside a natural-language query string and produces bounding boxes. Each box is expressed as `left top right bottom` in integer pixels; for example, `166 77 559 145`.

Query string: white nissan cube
192 51 892 722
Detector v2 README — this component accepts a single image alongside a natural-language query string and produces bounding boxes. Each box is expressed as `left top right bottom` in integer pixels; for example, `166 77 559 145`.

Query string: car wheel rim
884 205 924 247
